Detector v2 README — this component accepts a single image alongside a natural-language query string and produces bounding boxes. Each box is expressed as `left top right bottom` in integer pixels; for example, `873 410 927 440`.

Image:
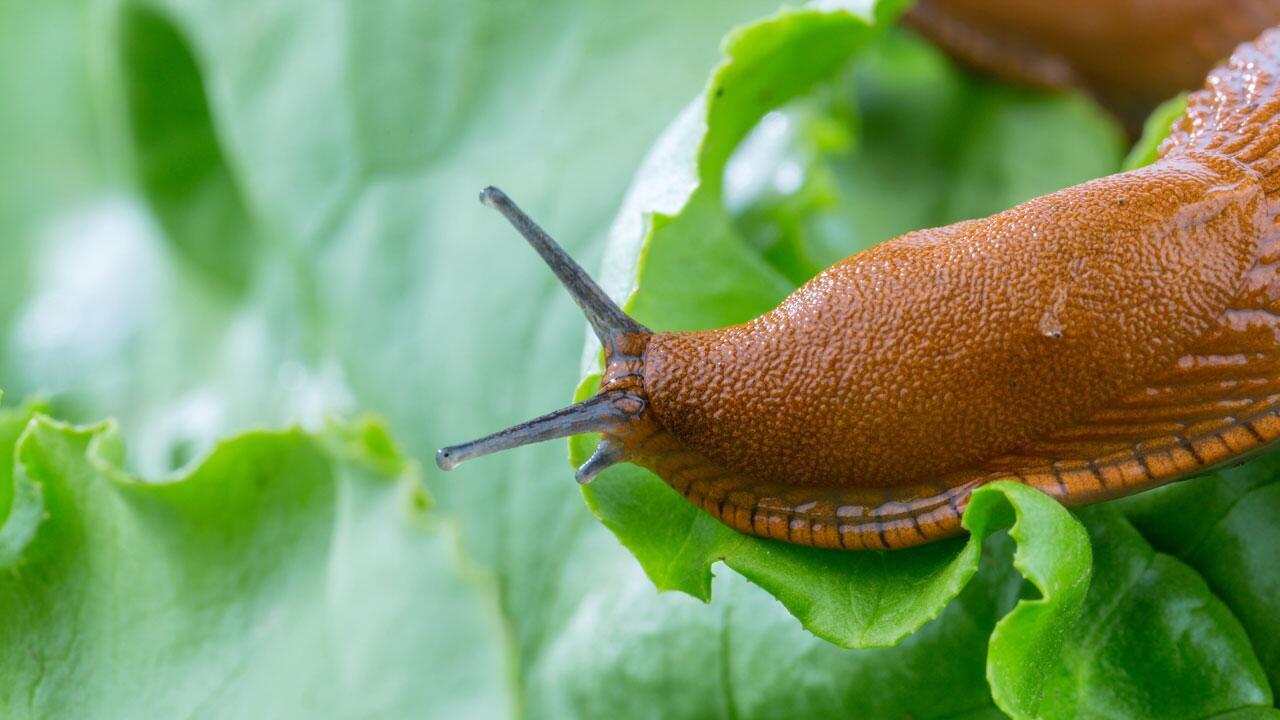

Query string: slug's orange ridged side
905 0 1280 130
620 29 1280 549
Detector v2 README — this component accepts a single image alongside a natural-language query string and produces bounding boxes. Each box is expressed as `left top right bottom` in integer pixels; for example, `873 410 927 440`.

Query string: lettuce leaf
4 0 1279 717
0 406 512 718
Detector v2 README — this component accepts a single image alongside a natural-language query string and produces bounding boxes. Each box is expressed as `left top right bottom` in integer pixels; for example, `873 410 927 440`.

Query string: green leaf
531 532 1023 720
8 0 1279 717
536 459 1035 720
3 0 798 691
119 5 258 292
0 398 46 567
973 483 1092 718
0 2 106 382
1122 94 1189 171
0 407 513 718
1040 505 1273 718
547 478 1280 720
1119 459 1280 702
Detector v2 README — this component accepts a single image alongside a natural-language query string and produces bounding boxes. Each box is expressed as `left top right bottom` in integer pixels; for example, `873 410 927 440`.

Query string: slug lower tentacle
440 28 1280 550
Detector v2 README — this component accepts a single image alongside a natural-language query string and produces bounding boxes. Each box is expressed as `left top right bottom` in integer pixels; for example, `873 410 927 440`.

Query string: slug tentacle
576 437 626 484
478 186 648 349
438 188 654 480
436 391 644 472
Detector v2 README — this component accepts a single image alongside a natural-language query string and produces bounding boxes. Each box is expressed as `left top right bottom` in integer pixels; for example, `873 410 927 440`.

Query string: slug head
435 187 654 484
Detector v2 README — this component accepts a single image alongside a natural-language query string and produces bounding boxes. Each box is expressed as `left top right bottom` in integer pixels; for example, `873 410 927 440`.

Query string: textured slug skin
612 29 1280 550
646 159 1261 488
905 0 1280 130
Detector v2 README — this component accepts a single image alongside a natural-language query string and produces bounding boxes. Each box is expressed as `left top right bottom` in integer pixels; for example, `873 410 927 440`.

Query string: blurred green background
5 0 1280 718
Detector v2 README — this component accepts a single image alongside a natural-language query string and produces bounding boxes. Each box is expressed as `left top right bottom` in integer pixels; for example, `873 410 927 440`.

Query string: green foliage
1 0 1278 718
1040 506 1272 718
1122 94 1189 171
0 406 511 718
1119 456 1280 703
120 5 257 291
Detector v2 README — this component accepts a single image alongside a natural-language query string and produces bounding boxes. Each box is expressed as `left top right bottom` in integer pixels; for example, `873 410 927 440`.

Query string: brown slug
438 29 1280 550
906 0 1280 131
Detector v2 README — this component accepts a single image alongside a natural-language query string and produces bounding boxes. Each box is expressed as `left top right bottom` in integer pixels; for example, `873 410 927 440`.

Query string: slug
439 29 1280 550
906 0 1280 131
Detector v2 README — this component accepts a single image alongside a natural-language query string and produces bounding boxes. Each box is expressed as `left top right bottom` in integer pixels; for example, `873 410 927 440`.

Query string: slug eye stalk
435 187 650 480
477 187 648 348
435 392 637 472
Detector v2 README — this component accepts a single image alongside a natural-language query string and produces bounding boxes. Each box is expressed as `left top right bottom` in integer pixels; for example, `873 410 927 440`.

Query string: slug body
906 0 1280 130
440 30 1280 550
